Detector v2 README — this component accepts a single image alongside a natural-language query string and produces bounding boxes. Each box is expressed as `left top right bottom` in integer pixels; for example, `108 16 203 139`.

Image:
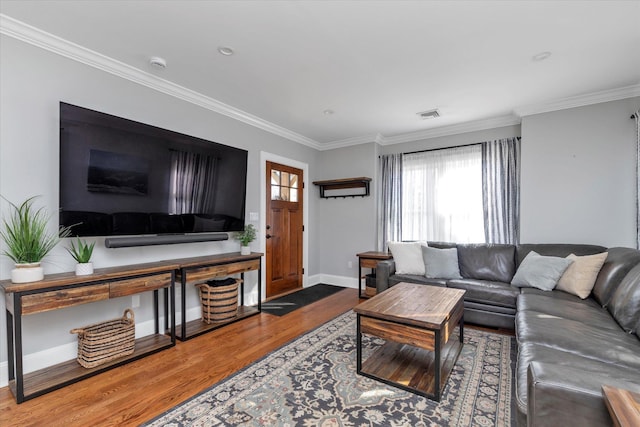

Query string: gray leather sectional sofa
375 242 640 426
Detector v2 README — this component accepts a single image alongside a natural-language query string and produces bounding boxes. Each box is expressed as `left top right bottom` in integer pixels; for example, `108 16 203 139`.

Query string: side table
356 251 392 298
602 384 640 427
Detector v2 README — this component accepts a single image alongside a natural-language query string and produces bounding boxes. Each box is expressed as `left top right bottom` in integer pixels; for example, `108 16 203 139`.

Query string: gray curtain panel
377 153 403 251
482 137 521 244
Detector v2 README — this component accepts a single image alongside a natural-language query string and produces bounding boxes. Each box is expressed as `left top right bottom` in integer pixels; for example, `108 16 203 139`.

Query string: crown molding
317 133 384 151
378 115 522 146
514 84 640 117
0 14 323 150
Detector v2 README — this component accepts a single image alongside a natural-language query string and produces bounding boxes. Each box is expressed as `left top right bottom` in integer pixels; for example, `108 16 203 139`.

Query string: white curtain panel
402 145 484 243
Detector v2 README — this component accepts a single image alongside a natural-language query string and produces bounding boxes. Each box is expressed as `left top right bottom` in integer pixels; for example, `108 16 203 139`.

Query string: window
401 145 485 243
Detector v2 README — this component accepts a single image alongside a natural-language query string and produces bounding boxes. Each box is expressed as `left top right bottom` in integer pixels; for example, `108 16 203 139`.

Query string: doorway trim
259 151 309 302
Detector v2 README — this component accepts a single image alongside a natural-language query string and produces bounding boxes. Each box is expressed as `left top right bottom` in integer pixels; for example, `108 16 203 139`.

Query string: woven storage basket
196 279 241 323
70 309 135 368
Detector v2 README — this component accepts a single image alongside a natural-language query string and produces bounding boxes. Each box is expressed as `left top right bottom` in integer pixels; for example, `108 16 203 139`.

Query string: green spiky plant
0 196 73 264
235 224 257 246
66 238 95 264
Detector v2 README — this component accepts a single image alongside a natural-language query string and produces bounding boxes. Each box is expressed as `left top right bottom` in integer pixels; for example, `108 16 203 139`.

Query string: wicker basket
70 309 135 369
196 279 241 323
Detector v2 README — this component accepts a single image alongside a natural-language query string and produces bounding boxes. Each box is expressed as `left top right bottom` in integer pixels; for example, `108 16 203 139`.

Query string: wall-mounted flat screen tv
59 102 248 237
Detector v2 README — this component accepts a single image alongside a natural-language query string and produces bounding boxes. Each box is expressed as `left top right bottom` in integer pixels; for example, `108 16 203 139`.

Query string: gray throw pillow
511 251 573 291
422 246 462 279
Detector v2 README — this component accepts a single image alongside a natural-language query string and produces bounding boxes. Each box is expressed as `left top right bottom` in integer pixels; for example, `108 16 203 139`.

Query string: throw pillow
422 246 462 279
511 251 573 291
388 241 425 275
556 252 608 299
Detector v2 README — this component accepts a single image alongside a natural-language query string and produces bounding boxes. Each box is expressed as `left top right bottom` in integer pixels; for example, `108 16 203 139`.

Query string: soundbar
105 233 229 248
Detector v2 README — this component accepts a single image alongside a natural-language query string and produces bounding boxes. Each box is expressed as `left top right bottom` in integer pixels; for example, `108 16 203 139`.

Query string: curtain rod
403 142 481 156
402 136 521 156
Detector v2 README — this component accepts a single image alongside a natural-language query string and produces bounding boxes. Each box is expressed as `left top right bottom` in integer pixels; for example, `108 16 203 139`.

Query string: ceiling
1 1 639 150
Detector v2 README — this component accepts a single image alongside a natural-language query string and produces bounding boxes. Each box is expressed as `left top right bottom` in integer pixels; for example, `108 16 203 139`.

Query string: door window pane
271 170 280 185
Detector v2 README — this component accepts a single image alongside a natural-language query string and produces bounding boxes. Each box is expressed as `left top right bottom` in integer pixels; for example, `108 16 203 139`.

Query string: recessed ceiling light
532 51 552 62
218 46 235 56
149 56 167 69
323 109 334 115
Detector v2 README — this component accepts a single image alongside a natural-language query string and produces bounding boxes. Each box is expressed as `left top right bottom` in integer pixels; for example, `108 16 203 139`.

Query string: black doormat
261 284 346 316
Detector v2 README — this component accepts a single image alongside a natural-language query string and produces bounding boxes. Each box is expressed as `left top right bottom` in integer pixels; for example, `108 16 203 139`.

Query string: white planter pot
240 246 251 255
75 262 94 276
11 262 44 283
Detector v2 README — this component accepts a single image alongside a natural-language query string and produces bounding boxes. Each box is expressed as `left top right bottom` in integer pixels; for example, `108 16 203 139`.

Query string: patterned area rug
144 311 515 426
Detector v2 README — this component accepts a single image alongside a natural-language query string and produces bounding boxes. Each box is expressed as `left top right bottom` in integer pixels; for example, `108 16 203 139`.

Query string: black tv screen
59 102 248 237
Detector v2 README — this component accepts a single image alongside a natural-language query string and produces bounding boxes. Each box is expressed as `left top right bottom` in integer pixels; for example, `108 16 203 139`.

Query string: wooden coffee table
354 282 465 401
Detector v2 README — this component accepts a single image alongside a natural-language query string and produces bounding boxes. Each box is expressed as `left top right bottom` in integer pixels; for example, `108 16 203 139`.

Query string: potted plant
67 238 96 276
0 196 72 283
235 224 256 255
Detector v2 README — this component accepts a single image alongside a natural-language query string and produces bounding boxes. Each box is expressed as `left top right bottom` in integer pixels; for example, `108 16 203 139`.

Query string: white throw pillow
556 252 608 299
388 241 425 275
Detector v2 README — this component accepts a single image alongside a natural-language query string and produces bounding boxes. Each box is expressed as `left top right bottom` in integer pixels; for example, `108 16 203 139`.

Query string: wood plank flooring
0 287 359 427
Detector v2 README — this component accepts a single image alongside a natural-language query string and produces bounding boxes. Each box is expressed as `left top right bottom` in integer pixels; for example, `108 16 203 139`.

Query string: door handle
266 234 272 239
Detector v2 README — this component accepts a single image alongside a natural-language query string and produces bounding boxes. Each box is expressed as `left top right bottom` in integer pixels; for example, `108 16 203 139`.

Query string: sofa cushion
447 279 519 308
517 345 640 425
515 310 640 368
389 274 447 288
517 293 615 330
511 251 573 291
593 247 640 307
608 263 640 333
421 246 462 279
556 252 608 299
456 243 516 283
388 242 425 275
515 243 606 267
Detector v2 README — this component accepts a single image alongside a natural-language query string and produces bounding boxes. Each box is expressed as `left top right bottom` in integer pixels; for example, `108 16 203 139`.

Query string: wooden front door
266 161 303 297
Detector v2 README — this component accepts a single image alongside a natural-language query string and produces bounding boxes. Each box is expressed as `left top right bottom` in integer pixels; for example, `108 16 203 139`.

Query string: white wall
520 98 639 247
0 36 319 370
313 143 379 285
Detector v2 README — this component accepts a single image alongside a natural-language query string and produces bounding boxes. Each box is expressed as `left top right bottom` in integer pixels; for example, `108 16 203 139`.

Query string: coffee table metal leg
356 314 362 373
434 328 441 401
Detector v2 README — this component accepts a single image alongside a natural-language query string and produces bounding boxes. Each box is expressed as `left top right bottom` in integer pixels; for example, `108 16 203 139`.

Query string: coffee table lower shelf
359 334 463 399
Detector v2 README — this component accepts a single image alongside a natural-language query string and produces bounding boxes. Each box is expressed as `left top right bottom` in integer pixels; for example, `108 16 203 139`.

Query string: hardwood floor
0 287 360 427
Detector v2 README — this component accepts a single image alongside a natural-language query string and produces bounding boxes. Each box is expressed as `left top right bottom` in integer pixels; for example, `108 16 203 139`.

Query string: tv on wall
59 102 248 238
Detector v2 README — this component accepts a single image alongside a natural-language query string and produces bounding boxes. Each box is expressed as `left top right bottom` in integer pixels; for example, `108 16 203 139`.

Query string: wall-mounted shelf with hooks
312 177 372 199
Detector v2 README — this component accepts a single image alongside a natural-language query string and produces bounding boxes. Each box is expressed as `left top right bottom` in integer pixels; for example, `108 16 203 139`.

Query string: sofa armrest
376 259 396 293
527 361 623 427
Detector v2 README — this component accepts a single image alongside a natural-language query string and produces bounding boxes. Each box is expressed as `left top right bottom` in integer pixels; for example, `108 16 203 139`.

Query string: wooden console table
1 261 177 403
173 252 263 341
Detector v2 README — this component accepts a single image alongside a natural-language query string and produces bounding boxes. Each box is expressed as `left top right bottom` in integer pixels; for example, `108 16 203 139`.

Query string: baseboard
307 274 358 289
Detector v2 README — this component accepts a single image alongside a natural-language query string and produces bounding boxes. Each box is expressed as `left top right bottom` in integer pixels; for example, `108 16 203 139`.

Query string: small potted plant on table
67 238 96 275
235 224 256 255
1 196 72 283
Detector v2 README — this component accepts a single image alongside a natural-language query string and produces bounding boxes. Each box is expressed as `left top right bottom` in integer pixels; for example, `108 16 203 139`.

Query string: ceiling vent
417 109 440 119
